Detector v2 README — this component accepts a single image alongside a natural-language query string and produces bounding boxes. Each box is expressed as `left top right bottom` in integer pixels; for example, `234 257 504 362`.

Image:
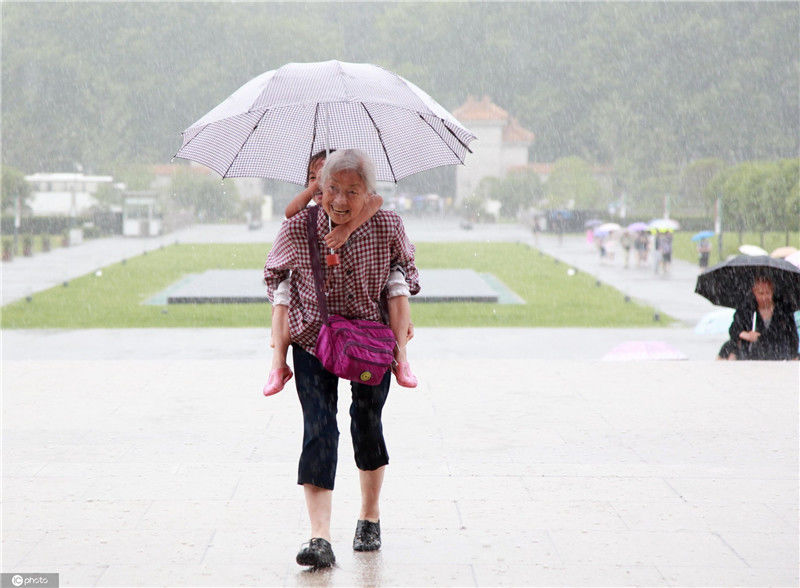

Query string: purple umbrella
626 221 649 232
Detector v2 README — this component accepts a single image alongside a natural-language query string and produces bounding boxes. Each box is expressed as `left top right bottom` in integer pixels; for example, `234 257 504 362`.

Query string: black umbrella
695 255 800 310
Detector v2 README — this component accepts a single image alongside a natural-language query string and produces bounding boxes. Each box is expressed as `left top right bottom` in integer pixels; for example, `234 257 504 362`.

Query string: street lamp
13 190 21 255
714 193 723 262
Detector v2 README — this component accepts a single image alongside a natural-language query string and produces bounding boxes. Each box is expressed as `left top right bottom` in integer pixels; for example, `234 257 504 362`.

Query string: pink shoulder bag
306 206 396 385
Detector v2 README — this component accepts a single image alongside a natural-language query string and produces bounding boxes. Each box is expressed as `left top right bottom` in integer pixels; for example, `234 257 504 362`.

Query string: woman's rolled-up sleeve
264 223 296 304
389 220 420 296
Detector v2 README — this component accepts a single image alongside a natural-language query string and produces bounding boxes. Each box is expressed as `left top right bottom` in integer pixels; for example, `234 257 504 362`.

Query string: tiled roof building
453 96 534 202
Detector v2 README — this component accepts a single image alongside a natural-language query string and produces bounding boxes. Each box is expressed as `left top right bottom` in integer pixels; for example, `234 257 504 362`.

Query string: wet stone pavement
2 221 799 586
2 328 798 587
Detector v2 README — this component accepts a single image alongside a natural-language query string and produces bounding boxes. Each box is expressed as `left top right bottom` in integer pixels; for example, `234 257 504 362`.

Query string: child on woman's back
264 150 417 396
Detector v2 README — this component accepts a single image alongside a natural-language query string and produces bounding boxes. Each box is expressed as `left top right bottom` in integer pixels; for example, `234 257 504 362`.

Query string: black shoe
352 519 381 551
296 537 335 568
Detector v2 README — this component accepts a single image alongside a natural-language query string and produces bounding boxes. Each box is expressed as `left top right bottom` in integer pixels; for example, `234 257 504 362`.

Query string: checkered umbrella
175 60 476 185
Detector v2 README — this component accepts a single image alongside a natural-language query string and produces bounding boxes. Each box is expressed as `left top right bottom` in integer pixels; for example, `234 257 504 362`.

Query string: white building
24 172 113 216
453 96 535 202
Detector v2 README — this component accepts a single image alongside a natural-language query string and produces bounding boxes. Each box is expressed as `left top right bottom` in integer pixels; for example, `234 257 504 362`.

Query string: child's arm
284 185 316 218
325 193 383 249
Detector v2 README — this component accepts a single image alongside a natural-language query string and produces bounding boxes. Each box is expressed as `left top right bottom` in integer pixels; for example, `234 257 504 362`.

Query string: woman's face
321 169 368 225
752 279 774 306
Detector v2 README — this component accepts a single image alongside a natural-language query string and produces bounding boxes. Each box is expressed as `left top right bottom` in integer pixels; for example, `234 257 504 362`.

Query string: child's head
307 149 335 204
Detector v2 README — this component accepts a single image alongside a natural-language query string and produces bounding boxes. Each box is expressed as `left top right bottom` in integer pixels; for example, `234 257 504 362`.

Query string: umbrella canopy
584 219 603 228
626 221 649 232
602 341 688 361
648 218 680 231
785 251 800 268
797 311 800 353
595 222 622 233
175 60 476 185
694 308 735 335
695 255 800 310
738 244 769 257
771 246 798 259
691 230 715 242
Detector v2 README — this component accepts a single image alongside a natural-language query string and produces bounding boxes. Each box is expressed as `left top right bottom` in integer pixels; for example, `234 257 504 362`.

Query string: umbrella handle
323 103 330 157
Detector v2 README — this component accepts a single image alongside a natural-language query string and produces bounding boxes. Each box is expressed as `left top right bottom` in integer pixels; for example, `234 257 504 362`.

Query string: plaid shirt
264 207 420 354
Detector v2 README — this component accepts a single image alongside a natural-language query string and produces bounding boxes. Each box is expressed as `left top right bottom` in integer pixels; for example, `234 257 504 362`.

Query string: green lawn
671 231 799 266
1 242 670 328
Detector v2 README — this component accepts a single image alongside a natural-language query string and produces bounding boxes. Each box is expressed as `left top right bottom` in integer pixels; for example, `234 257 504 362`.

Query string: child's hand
325 225 352 249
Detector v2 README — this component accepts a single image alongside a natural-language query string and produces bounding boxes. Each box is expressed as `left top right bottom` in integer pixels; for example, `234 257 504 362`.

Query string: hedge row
1 212 122 235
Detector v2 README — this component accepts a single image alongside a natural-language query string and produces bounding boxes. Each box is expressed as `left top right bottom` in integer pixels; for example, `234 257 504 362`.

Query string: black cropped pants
292 343 390 490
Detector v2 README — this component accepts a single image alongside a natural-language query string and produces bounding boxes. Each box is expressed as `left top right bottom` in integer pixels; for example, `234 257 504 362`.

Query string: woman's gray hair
318 149 377 195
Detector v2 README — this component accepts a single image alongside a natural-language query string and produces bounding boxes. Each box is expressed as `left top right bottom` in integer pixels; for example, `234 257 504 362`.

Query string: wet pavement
530 232 718 326
3 329 798 586
2 221 799 586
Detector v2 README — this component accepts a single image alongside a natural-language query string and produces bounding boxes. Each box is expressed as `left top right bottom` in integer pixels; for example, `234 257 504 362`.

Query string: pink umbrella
602 340 688 361
785 250 800 269
770 246 798 259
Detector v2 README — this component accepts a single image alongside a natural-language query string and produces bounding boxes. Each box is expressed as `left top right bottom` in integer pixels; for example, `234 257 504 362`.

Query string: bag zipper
331 325 395 343
342 341 394 361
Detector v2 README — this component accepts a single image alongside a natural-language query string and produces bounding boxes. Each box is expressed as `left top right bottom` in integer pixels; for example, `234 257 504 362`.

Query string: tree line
464 155 798 237
1 2 797 220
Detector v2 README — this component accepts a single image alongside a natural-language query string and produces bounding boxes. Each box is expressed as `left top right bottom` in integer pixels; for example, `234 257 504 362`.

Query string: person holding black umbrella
716 275 799 360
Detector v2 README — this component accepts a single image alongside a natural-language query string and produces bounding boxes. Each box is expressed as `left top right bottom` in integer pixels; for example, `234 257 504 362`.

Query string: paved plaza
2 220 799 587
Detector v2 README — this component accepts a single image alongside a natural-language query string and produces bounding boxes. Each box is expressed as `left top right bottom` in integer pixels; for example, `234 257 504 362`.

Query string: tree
92 182 123 210
544 157 607 210
681 158 727 218
488 169 543 218
787 178 800 241
704 159 799 244
716 162 770 242
751 161 783 246
461 176 499 222
1 166 31 214
112 164 156 192
169 168 239 222
1 2 797 191
632 163 680 218
776 159 800 242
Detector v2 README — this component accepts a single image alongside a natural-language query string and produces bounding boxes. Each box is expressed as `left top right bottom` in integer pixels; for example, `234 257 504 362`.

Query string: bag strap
305 206 329 322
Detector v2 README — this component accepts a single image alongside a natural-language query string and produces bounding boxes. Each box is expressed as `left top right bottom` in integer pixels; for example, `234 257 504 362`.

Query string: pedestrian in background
697 237 712 270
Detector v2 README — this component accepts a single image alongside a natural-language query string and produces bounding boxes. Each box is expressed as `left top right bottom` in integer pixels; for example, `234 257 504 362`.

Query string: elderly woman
717 275 799 360
264 149 420 568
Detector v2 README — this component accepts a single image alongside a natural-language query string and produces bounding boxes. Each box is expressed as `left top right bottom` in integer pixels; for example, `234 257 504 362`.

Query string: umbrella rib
221 109 270 178
176 125 204 153
359 103 397 183
308 103 320 181
417 113 473 158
